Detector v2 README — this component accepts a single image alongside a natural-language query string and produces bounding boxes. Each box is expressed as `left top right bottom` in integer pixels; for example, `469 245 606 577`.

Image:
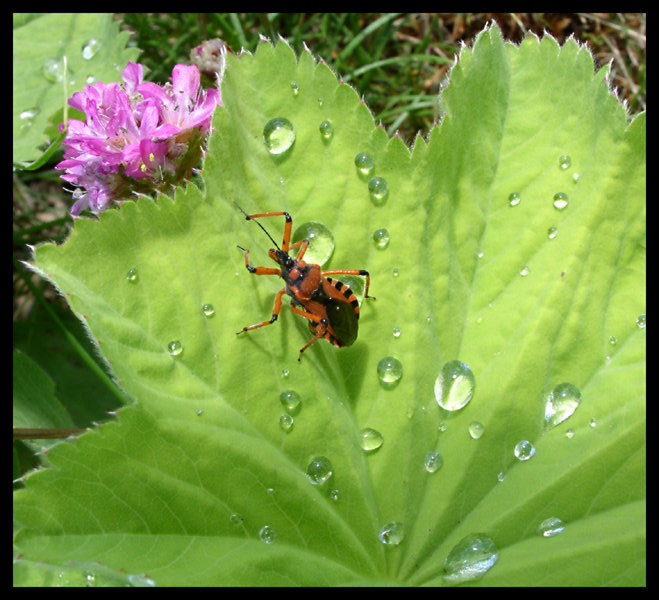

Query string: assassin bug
234 201 374 361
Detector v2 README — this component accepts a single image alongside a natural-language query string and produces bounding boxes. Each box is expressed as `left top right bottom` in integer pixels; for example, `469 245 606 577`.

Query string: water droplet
513 440 535 461
572 172 580 184
291 221 335 267
359 427 384 452
196 409 203 416
497 471 506 482
520 265 530 277
636 314 646 328
392 326 401 338
42 58 65 83
81 38 102 60
552 192 569 211
319 120 333 142
424 451 443 473
167 340 183 356
392 267 399 277
202 303 215 317
126 267 138 282
85 74 96 84
279 414 294 432
565 428 575 439
443 533 498 584
377 356 403 386
537 516 565 537
305 456 333 485
354 152 375 179
544 382 582 429
127 574 156 587
230 513 244 525
279 390 301 415
19 107 40 130
281 368 290 378
609 335 617 346
547 226 558 240
329 489 339 501
558 154 572 170
368 176 389 206
434 360 475 412
589 417 597 428
317 97 324 107
508 192 521 206
290 81 299 96
378 521 404 546
468 421 485 439
263 117 295 155
259 525 276 544
372 228 390 249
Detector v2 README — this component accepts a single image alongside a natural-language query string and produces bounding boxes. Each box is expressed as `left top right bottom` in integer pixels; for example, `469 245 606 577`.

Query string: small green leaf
15 26 645 586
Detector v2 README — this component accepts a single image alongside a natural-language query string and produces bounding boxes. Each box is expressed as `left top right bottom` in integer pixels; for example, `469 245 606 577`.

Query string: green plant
13 21 645 586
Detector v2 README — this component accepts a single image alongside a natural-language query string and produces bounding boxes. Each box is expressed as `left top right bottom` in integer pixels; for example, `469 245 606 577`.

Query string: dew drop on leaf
263 117 295 155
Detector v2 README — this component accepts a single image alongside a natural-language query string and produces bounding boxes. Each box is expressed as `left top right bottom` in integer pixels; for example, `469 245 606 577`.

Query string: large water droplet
368 176 389 206
167 340 183 356
513 440 535 461
305 456 333 485
291 221 335 267
434 360 475 412
537 516 565 537
259 525 276 544
544 382 582 429
81 38 102 60
263 117 295 155
377 356 403 386
279 390 302 415
552 192 569 211
202 303 215 317
354 151 375 179
443 533 498 584
359 427 384 452
378 521 404 546
508 191 521 206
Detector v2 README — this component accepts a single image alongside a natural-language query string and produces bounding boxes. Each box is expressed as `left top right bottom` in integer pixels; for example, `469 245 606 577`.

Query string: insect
234 202 375 361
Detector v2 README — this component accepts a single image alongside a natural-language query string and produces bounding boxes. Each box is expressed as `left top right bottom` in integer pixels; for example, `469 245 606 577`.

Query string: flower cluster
56 62 221 215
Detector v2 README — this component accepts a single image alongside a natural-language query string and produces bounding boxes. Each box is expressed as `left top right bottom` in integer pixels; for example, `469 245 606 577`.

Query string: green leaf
14 26 645 586
13 13 139 166
13 302 123 427
13 349 74 430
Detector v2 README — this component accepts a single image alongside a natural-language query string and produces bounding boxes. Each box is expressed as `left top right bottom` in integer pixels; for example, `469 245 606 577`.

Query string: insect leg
237 287 286 334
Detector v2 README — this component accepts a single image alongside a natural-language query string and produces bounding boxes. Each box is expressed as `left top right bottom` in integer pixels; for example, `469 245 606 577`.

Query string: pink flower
56 61 221 215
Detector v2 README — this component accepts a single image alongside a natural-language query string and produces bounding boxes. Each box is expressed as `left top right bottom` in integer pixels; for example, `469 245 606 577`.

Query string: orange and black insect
234 202 374 360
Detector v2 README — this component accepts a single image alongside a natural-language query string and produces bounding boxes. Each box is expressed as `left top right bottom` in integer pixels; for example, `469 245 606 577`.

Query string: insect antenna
233 201 281 250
